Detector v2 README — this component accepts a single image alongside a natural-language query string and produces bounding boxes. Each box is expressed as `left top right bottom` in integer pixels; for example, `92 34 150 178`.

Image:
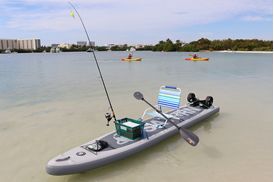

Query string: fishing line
68 1 117 123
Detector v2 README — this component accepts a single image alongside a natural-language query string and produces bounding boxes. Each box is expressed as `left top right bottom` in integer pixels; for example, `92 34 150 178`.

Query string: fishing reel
105 112 113 126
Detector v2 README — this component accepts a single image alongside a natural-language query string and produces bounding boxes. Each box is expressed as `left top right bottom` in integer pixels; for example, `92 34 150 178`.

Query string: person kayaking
127 53 132 59
193 54 198 58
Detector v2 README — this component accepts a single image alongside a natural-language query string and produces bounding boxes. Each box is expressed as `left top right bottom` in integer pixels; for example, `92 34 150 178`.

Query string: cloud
241 15 272 21
3 0 272 28
0 0 272 44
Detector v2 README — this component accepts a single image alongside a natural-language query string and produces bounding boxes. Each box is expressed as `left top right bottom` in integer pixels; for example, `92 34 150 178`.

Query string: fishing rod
68 2 116 125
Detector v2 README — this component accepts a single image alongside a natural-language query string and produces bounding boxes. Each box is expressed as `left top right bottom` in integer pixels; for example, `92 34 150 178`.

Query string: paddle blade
134 92 144 100
179 128 199 146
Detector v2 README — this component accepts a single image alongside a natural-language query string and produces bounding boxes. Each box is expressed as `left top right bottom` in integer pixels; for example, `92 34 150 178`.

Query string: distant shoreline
0 50 273 54
1 38 272 53
213 50 273 54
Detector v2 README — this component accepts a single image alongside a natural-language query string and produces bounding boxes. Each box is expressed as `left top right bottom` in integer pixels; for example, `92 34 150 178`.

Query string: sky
0 0 272 46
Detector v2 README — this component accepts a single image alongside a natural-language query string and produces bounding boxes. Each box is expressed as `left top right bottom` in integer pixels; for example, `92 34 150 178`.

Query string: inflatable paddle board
46 105 219 175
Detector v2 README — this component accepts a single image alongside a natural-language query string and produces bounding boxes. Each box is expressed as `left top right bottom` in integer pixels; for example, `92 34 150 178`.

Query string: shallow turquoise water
0 51 272 182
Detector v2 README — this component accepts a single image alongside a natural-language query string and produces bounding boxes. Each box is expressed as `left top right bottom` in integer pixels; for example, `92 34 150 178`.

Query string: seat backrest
157 86 181 109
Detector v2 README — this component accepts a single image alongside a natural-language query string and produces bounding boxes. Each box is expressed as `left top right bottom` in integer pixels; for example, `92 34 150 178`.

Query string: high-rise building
0 39 17 50
77 41 87 46
0 39 41 50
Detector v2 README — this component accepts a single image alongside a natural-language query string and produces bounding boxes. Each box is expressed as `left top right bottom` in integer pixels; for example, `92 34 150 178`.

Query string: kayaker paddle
134 91 199 146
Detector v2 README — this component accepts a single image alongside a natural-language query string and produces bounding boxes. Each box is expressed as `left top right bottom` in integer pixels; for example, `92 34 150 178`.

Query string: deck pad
91 106 204 149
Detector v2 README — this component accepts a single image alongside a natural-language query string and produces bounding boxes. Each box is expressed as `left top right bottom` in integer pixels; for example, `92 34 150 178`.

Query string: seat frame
141 86 182 127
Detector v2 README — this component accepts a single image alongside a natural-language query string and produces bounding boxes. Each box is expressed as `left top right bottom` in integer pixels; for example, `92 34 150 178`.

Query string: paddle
133 92 199 146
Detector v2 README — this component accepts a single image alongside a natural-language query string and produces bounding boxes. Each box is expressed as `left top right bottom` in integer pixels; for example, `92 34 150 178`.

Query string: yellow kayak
121 57 142 62
185 57 209 61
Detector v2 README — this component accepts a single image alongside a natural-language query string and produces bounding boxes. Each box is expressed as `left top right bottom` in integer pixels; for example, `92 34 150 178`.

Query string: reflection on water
0 52 272 182
201 143 222 159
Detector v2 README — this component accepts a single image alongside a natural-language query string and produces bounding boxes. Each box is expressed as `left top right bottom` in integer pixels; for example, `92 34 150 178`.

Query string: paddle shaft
134 91 199 146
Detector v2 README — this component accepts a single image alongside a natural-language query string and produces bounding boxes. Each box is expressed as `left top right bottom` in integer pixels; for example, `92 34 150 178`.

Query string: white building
0 39 17 50
134 44 145 49
0 39 41 50
58 43 72 49
107 44 115 49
